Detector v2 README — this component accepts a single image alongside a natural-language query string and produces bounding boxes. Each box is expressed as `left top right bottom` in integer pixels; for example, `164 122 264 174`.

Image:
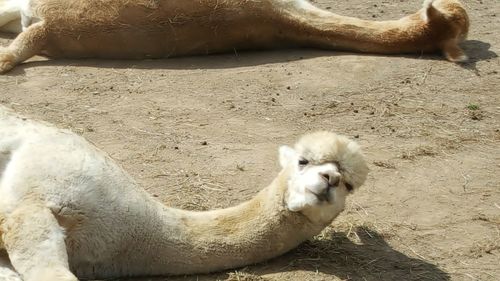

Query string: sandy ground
1 0 499 280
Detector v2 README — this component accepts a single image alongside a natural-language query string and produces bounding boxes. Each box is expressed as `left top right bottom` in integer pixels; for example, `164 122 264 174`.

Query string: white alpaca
0 0 25 33
0 0 470 73
0 105 368 281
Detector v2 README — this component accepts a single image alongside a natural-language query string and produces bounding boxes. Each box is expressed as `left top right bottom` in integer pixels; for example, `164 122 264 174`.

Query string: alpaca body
0 106 366 280
27 0 288 58
0 0 470 73
0 108 315 279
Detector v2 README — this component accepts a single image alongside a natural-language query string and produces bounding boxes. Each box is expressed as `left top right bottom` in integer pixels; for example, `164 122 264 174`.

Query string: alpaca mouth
315 185 332 202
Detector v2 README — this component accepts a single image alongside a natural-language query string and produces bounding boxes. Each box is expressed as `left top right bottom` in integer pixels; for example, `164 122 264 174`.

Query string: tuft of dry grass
224 271 269 281
373 160 396 169
400 145 437 160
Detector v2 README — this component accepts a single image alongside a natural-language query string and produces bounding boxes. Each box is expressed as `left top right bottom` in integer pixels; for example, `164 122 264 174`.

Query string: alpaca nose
320 173 330 182
320 172 340 187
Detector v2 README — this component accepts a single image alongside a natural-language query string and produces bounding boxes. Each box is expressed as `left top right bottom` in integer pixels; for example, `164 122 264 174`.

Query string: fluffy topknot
294 131 369 190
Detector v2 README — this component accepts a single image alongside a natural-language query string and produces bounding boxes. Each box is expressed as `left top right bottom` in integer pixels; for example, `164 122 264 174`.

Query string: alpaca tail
0 0 23 34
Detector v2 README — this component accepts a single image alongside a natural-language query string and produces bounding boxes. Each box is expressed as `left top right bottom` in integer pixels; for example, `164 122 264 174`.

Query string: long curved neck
283 5 439 54
123 170 323 277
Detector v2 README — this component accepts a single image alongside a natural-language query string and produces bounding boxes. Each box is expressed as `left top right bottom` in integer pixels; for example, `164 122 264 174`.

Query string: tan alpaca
0 0 469 73
0 105 368 281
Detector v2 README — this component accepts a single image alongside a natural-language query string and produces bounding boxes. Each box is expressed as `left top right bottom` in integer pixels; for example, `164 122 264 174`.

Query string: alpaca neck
130 170 323 276
285 7 436 54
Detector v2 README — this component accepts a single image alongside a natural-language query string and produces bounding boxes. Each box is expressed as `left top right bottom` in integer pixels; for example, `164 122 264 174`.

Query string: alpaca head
279 132 368 224
422 0 470 62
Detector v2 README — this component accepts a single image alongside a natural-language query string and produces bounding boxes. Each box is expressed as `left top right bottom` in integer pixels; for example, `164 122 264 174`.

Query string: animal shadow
461 40 498 62
457 40 498 75
252 226 450 281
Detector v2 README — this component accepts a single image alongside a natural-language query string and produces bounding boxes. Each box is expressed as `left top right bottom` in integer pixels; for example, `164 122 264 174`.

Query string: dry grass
224 271 270 281
400 145 438 160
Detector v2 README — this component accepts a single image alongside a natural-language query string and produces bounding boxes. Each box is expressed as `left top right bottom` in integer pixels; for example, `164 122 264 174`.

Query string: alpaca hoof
0 53 16 74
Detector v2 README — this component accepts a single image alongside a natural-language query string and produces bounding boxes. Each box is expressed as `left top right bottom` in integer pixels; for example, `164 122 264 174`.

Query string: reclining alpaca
0 0 469 73
0 105 368 281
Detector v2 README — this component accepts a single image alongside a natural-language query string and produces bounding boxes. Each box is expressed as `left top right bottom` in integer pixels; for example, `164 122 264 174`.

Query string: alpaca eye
345 182 354 192
298 159 309 166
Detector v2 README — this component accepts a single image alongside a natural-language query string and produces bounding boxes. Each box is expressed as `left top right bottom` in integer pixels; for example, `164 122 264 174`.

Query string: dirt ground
1 0 499 280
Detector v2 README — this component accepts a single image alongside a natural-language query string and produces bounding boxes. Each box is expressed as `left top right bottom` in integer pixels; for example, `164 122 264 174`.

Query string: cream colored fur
0 0 469 73
0 105 368 280
0 0 23 33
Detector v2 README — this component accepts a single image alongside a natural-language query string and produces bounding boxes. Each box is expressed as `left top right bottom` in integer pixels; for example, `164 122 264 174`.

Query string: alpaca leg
0 251 22 281
0 21 46 73
2 202 77 281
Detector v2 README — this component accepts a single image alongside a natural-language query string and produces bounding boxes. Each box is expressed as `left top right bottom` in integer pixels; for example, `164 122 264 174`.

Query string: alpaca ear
279 145 296 168
421 0 438 22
